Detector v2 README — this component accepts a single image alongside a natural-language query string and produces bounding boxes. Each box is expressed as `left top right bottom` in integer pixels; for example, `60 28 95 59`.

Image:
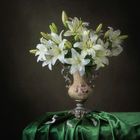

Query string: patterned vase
68 71 93 118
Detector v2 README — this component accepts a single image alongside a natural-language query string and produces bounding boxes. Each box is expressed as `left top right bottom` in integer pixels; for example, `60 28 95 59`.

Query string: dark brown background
1 0 140 139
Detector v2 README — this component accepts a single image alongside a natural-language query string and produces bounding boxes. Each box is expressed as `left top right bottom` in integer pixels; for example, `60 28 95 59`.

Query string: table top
22 111 140 140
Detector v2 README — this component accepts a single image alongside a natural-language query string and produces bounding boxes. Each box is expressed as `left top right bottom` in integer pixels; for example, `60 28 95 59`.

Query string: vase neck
73 71 85 82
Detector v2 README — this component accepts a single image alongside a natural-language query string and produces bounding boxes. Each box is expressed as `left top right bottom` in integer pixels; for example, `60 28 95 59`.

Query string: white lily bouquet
30 11 128 116
30 11 127 77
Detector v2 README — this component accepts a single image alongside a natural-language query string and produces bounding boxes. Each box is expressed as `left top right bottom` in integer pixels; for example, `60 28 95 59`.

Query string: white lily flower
105 27 124 56
41 40 68 70
97 39 109 49
74 30 104 57
40 37 56 47
94 56 109 70
64 17 88 37
49 39 68 64
35 42 56 70
90 31 98 43
93 47 110 70
112 39 122 48
111 45 123 56
107 27 122 47
51 31 63 44
108 27 121 40
35 35 68 70
42 55 54 70
65 49 90 76
35 44 48 62
97 39 111 56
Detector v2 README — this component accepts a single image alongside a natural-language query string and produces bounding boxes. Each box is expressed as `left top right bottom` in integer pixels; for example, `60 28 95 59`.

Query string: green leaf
65 40 72 49
74 35 80 41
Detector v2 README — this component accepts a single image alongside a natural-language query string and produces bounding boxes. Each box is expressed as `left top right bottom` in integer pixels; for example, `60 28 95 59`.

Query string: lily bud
62 11 68 27
96 24 102 33
49 23 58 33
40 32 51 40
119 35 128 40
29 49 37 54
104 30 110 38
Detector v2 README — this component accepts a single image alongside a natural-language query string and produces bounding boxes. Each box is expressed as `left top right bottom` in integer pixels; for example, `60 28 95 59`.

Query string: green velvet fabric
22 111 140 140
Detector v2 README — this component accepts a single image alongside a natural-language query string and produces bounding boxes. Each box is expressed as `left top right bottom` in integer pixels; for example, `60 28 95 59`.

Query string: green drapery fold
22 111 140 140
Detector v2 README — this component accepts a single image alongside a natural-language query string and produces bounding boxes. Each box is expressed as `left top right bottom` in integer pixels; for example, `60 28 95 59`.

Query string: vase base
69 102 91 119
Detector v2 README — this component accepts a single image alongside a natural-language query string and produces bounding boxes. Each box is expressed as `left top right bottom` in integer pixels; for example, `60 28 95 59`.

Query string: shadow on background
1 0 140 139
